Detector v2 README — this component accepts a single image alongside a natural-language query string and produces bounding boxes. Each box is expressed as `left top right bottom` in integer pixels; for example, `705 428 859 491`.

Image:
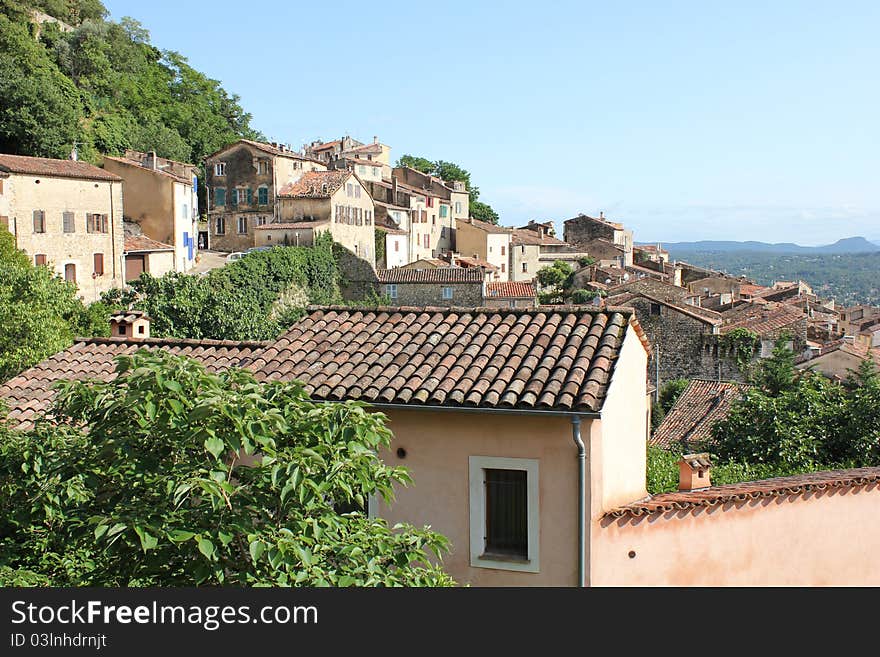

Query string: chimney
109 310 151 339
392 175 398 201
149 151 158 170
449 252 456 267
599 211 605 220
373 135 379 144
678 453 712 491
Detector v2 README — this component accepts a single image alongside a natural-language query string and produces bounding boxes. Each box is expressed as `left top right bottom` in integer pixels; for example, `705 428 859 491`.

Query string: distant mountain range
649 236 880 254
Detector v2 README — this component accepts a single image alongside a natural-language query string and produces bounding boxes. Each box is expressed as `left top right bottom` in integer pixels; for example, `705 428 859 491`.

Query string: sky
103 0 880 245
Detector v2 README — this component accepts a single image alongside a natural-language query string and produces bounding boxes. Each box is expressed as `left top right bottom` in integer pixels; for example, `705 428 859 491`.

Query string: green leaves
197 537 215 559
204 437 225 459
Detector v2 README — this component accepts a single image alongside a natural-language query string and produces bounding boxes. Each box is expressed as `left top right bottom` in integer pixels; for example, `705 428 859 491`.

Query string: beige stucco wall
385 233 408 268
486 233 511 281
592 484 880 585
408 195 432 262
3 173 124 299
510 243 540 282
374 409 587 587
144 250 175 278
254 226 318 248
455 219 487 261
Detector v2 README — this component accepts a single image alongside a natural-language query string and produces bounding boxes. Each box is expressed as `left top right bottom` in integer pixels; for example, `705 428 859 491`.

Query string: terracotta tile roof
206 139 323 165
376 268 484 284
124 235 174 252
401 259 449 269
510 228 568 247
486 282 537 299
247 306 634 412
607 290 722 326
633 244 668 253
650 379 750 449
102 155 192 185
721 302 804 335
349 157 383 168
564 214 624 230
278 171 351 198
0 337 268 429
606 467 880 518
457 217 512 235
739 283 769 297
311 140 342 151
253 220 329 230
453 255 498 271
0 154 121 181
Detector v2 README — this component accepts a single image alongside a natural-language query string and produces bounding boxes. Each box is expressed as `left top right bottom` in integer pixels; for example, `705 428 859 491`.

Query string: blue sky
104 1 879 245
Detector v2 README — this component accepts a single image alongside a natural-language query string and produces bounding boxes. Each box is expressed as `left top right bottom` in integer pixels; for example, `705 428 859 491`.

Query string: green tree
650 378 690 431
469 200 500 224
748 335 797 396
396 154 434 174
0 232 108 382
535 260 574 304
0 350 455 586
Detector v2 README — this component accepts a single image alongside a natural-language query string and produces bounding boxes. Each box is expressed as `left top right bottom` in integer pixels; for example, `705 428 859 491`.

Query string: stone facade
205 140 326 253
563 213 633 266
0 155 124 301
375 268 485 307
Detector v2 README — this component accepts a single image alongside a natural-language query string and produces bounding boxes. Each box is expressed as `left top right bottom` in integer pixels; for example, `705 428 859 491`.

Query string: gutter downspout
571 415 586 587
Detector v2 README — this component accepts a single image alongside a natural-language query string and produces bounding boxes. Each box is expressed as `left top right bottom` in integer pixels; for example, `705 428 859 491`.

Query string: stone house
376 267 484 306
366 178 445 262
0 153 124 299
205 139 326 252
633 243 669 264
509 222 589 282
273 171 376 266
103 150 198 273
303 136 392 181
483 281 537 308
563 213 633 267
650 379 749 450
455 217 512 281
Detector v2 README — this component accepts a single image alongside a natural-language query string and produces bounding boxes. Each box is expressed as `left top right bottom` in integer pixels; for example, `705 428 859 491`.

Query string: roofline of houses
367 401 600 419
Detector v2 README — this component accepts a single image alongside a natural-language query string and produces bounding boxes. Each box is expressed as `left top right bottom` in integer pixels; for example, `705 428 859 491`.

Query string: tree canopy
1 1 261 171
0 231 109 382
0 350 455 586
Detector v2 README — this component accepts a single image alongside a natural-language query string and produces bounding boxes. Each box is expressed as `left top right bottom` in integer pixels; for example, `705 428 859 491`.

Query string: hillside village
2 3 880 589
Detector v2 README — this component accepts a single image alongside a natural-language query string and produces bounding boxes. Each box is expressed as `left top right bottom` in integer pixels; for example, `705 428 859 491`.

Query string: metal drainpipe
571 415 586 587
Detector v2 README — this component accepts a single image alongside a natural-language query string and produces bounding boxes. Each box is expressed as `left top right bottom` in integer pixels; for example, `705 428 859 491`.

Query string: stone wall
380 281 484 307
335 245 378 302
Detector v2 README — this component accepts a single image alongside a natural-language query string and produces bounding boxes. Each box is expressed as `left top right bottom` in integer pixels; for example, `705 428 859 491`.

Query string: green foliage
577 255 596 268
0 3 261 175
650 378 690 431
646 445 855 494
535 260 575 304
469 200 500 225
395 154 434 174
0 351 456 586
104 241 342 341
0 231 108 382
721 328 759 372
710 352 880 469
570 289 595 304
374 228 387 268
748 335 796 395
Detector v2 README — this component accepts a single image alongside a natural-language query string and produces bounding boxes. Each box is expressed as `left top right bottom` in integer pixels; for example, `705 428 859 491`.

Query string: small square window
441 286 453 300
385 284 397 299
214 163 226 176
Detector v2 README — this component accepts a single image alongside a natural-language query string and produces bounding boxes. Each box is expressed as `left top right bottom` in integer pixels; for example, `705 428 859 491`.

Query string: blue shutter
215 188 226 206
246 188 253 205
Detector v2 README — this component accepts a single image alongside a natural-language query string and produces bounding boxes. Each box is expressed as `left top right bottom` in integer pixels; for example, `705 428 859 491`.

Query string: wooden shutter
34 254 47 266
33 210 44 233
101 214 108 233
93 253 104 275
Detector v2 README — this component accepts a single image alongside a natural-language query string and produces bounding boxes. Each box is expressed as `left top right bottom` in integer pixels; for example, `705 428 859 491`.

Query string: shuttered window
246 188 253 205
33 210 45 233
93 253 104 276
215 188 226 206
87 214 108 233
63 212 75 233
64 263 76 283
34 254 47 266
484 469 528 558
258 187 268 205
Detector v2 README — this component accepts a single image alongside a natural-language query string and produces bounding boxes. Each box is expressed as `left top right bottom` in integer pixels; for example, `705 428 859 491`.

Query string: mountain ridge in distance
646 236 880 254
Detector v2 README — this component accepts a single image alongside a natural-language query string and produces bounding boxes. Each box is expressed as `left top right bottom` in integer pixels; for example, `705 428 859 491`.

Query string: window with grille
469 456 539 573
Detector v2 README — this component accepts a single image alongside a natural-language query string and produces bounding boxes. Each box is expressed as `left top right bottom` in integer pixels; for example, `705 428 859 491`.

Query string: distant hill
653 236 880 255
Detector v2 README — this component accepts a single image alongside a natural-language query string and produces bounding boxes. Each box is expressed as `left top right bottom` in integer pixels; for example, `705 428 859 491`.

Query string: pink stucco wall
592 483 880 585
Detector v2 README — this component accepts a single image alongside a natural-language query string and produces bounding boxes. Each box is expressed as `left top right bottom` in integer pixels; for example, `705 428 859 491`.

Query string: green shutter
258 187 268 205
215 188 226 206
440 205 447 218
246 188 253 205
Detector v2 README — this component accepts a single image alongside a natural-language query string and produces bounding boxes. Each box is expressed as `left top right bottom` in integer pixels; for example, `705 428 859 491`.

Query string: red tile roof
102 155 192 185
376 268 484 284
278 171 351 198
0 154 121 181
457 217 512 234
606 467 880 518
452 255 498 271
124 235 174 252
650 379 749 449
510 228 568 247
486 282 537 299
247 306 634 412
0 337 267 429
721 302 804 335
349 157 383 168
206 139 323 165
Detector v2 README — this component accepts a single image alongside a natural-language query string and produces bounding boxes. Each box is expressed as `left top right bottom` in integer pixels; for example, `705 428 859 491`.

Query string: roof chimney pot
678 453 712 491
109 310 151 340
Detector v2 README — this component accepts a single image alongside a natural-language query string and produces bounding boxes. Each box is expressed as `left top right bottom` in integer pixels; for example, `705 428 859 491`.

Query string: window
650 303 661 316
355 186 361 199
441 286 453 300
87 214 108 233
522 262 528 273
394 240 399 252
258 187 269 205
423 234 429 248
214 163 226 176
385 284 397 299
346 183 353 197
63 212 75 233
235 188 251 206
421 210 427 223
455 202 462 214
258 160 269 175
501 246 506 256
322 184 328 195
255 216 267 227
64 263 76 283
469 456 539 572
501 263 506 273
215 217 225 235
440 205 448 218
237 216 248 234
0 180 3 194
93 253 104 276
33 210 45 233
182 203 188 219
427 197 434 208
358 165 366 175
34 254 47 266
215 188 226 206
